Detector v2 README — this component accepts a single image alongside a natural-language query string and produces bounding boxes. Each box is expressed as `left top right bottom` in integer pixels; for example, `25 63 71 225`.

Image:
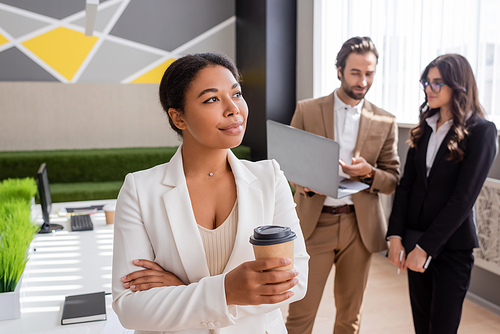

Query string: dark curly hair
409 54 485 161
159 53 240 137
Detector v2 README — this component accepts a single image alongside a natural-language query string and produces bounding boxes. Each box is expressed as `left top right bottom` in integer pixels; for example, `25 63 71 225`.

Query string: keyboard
70 214 94 231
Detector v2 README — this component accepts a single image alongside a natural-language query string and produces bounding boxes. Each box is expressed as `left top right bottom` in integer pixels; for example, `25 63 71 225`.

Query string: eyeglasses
420 80 446 93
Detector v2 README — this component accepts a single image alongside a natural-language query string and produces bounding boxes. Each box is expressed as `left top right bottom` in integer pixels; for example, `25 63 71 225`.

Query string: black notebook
61 291 107 325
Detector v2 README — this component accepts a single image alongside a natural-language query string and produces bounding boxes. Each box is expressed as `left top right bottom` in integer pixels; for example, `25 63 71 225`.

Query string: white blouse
425 113 453 177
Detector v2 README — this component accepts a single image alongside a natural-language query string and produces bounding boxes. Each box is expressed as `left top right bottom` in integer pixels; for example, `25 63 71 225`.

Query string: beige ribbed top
197 201 238 276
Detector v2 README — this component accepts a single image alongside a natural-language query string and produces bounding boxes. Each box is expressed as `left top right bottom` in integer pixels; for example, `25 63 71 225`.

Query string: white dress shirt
425 112 453 176
323 89 364 207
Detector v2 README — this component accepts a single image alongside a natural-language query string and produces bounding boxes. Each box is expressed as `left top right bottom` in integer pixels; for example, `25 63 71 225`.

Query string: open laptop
266 120 369 198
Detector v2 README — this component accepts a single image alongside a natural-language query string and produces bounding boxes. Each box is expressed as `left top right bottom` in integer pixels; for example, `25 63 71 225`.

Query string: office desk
0 200 132 334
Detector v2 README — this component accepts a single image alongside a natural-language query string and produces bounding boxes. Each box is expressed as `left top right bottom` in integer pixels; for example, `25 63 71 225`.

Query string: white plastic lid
103 203 116 211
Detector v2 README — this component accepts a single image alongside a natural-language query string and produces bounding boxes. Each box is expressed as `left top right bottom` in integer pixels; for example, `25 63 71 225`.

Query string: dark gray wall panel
237 0 296 161
266 0 296 125
180 22 235 63
0 0 85 20
110 0 234 51
397 127 411 171
0 47 57 81
488 146 500 179
470 262 500 310
236 0 267 161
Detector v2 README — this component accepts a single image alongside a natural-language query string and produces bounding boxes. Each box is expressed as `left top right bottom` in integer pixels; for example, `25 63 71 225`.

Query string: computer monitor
37 163 63 233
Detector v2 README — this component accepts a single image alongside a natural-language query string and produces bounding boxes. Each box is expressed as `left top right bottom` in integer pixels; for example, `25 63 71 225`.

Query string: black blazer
387 114 498 258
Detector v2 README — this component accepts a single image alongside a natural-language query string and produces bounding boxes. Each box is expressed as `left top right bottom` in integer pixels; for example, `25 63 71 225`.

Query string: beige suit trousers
286 212 372 334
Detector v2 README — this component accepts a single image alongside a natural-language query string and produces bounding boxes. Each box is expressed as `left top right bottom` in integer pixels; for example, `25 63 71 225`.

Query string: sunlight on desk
29 260 82 266
21 295 66 303
25 285 84 292
1 200 119 333
31 252 81 259
35 234 80 240
31 236 80 250
96 234 113 239
32 246 81 252
24 276 82 283
96 229 114 234
25 268 81 274
22 306 61 314
99 252 113 257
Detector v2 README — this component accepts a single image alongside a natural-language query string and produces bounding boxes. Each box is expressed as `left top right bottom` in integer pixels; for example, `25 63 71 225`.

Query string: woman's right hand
388 238 406 271
224 258 299 305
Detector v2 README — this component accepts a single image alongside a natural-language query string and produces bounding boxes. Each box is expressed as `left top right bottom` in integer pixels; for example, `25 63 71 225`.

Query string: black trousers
407 249 474 334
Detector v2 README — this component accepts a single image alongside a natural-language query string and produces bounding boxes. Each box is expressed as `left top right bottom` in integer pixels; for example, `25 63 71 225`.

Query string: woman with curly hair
387 54 498 334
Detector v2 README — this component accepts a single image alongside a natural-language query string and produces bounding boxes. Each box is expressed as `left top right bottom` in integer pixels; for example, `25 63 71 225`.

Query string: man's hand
406 248 428 273
339 157 373 177
303 187 323 195
290 182 323 196
120 259 185 291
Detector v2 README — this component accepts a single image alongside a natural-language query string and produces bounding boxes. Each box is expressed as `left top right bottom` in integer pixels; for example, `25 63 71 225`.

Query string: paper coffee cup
103 203 115 225
249 226 297 271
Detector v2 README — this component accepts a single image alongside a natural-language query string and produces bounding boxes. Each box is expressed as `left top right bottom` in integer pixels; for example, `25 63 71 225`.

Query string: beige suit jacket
291 92 400 253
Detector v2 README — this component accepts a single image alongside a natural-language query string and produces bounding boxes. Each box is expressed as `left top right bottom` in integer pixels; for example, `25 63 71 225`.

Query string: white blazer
112 147 309 334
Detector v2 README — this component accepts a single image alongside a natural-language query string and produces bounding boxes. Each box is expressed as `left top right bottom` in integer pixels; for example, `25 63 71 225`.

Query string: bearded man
286 36 400 334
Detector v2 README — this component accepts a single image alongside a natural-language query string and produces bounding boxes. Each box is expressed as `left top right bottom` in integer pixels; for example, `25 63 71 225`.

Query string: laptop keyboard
70 214 94 231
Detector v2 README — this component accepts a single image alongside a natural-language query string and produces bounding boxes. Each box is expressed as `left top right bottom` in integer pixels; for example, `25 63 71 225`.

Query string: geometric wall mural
0 0 235 83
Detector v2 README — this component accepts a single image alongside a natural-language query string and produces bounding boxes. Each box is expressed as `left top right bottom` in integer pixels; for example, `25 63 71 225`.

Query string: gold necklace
208 162 228 177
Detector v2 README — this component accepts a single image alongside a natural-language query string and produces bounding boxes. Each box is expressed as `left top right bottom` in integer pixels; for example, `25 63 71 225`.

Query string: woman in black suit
387 54 498 334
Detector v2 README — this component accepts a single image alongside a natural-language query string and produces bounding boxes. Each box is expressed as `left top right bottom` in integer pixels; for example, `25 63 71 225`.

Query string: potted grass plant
0 178 39 321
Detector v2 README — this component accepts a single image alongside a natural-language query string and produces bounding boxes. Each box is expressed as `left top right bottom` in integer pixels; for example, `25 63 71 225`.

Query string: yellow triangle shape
0 33 8 46
22 27 98 81
131 58 176 84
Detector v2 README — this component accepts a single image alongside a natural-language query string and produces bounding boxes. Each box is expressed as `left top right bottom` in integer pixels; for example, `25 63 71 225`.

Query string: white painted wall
0 82 181 151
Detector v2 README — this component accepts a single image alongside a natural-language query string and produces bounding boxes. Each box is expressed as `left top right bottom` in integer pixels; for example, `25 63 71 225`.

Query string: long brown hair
409 54 485 161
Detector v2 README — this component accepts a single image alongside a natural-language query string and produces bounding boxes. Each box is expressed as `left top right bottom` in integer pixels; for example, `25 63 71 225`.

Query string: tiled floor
282 253 500 333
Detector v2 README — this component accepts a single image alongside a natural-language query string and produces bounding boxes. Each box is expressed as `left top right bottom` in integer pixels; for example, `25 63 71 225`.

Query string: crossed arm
121 257 299 305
